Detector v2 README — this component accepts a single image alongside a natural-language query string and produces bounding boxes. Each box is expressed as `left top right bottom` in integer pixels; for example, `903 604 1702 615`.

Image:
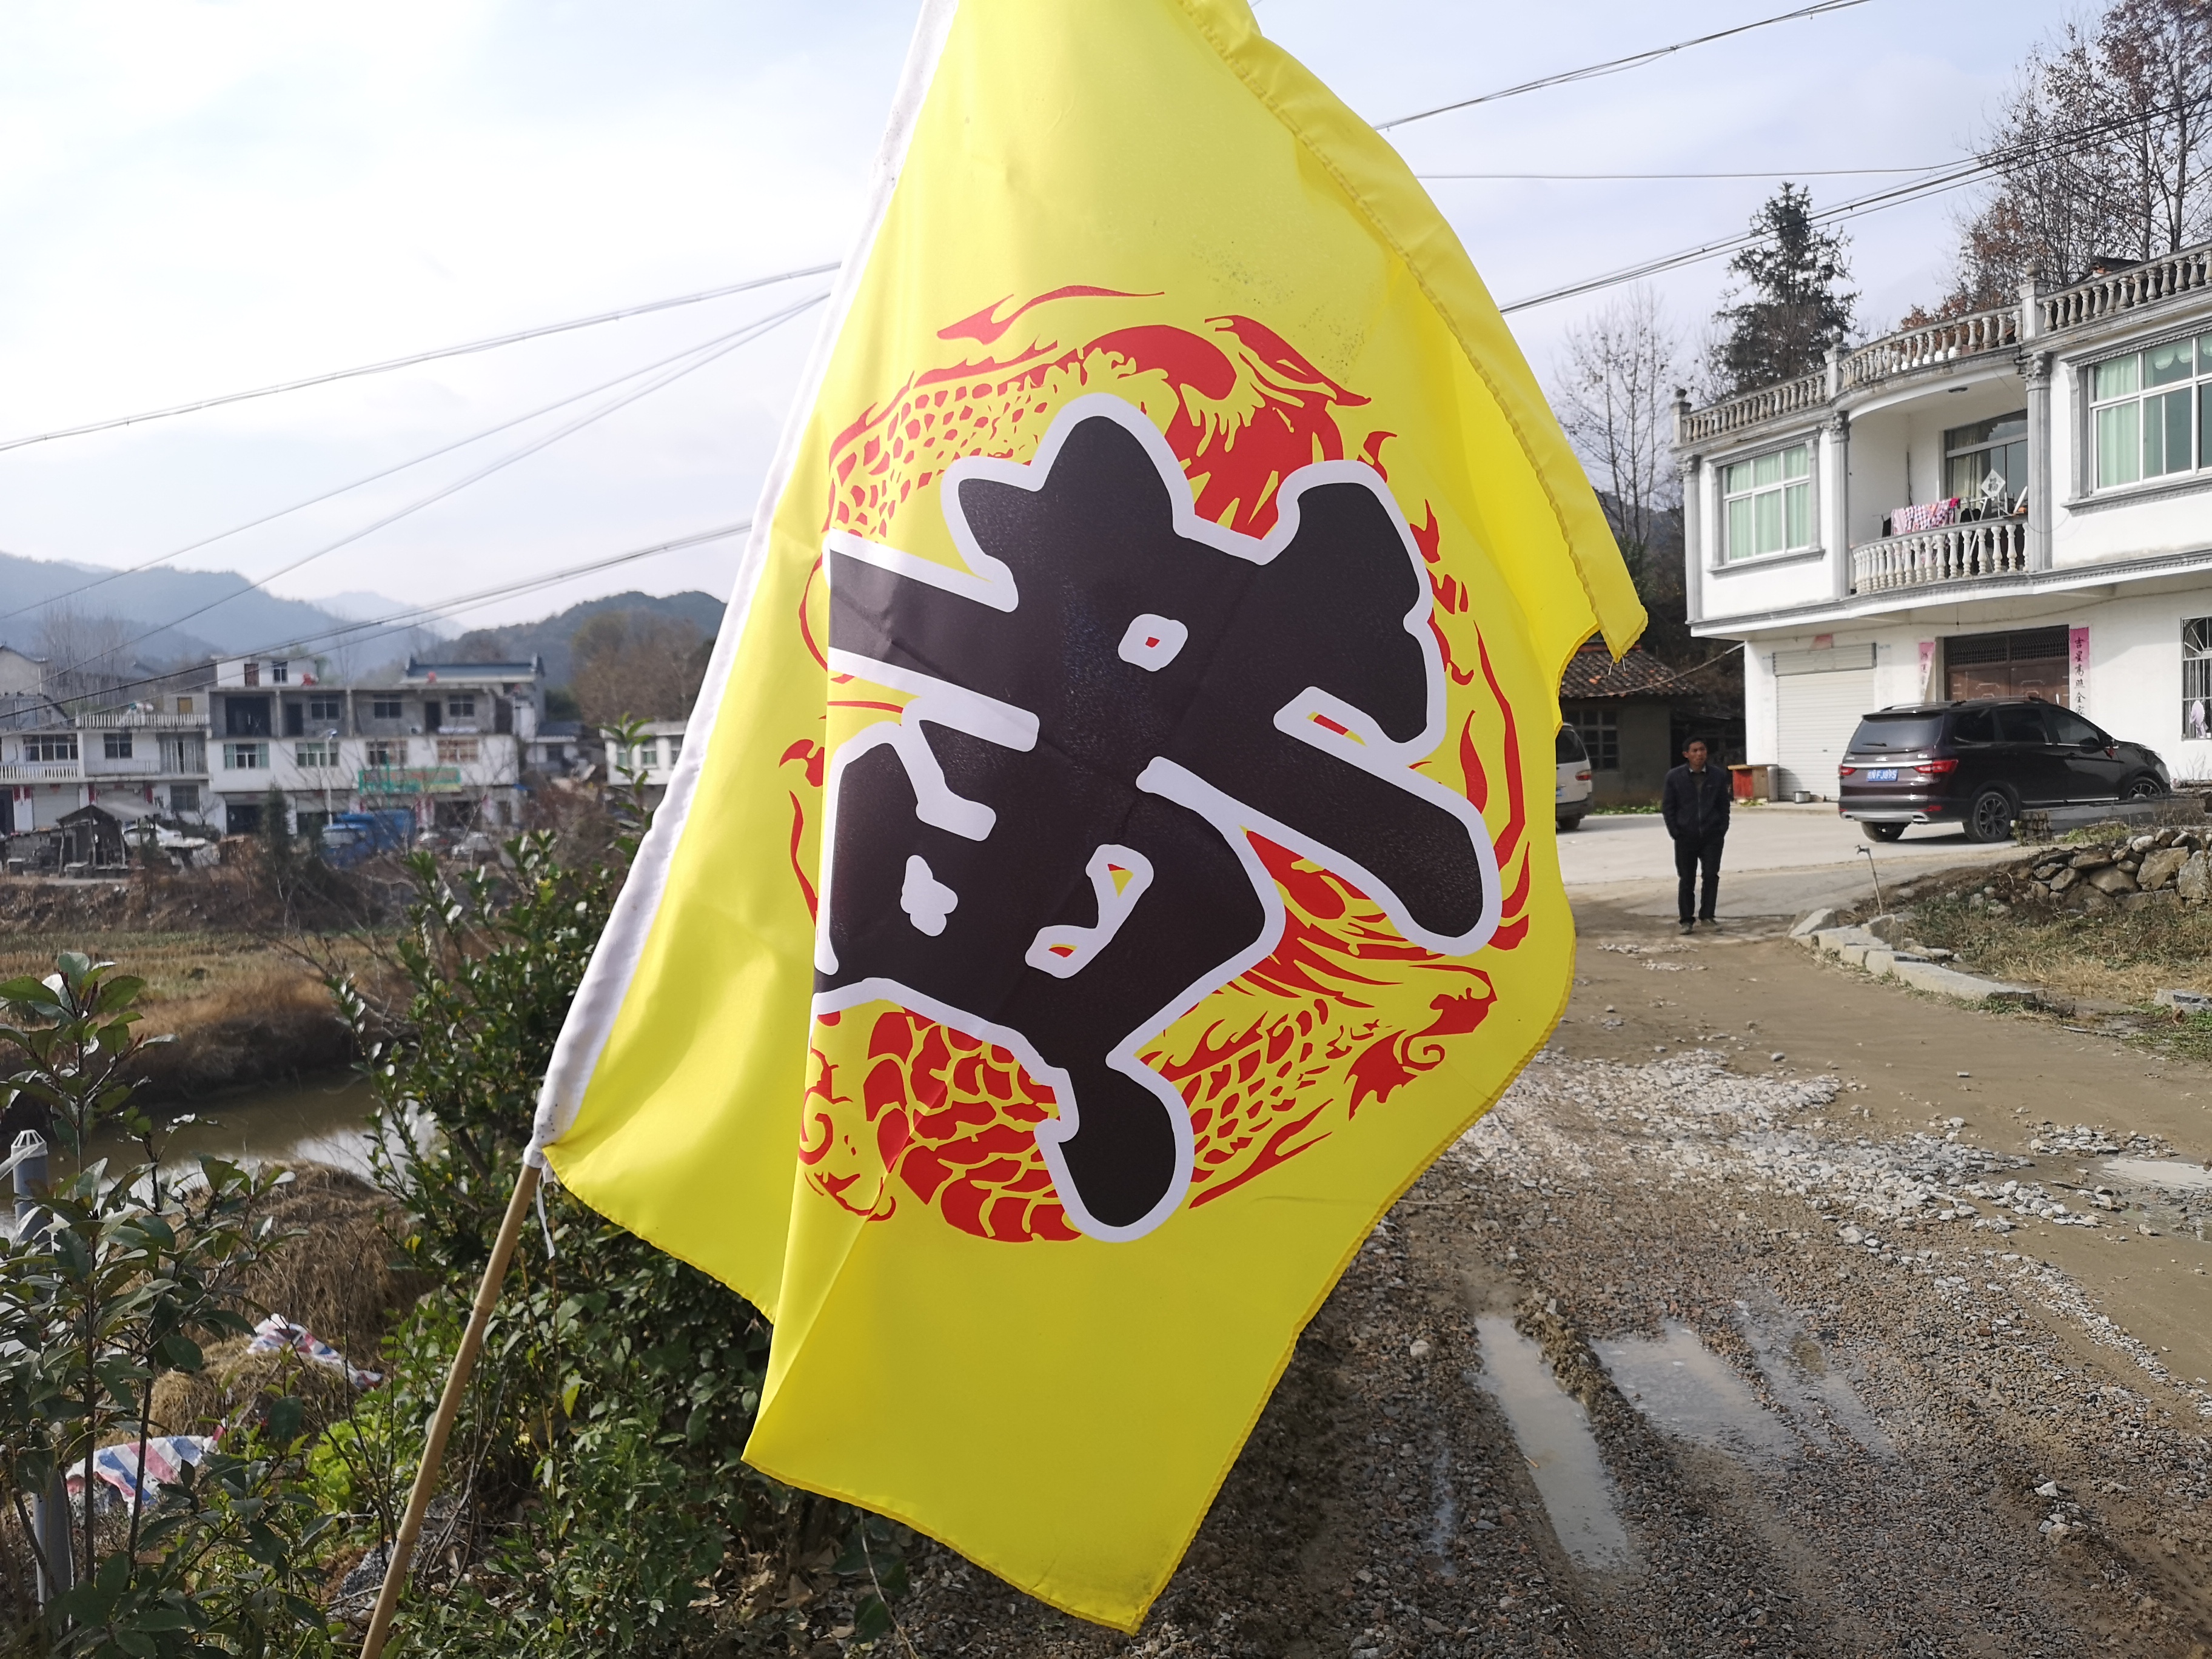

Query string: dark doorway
225 802 263 836
424 700 443 734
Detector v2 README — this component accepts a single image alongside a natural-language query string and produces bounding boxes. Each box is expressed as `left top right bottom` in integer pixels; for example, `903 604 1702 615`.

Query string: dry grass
0 929 396 1102
150 1163 414 1436
1909 890 2212 1006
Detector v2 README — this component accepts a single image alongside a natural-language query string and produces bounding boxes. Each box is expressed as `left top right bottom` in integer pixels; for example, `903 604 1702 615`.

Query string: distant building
601 719 686 807
1558 644 1738 806
1680 243 2212 798
204 654 543 837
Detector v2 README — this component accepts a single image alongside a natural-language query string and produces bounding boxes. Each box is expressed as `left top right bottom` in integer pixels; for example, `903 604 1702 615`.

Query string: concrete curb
1799 922 2040 1007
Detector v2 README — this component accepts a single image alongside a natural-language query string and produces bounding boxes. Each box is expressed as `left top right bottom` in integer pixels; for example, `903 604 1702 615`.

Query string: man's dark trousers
1674 833 1723 924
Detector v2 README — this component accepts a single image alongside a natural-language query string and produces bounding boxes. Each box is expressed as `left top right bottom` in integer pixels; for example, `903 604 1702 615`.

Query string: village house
204 655 542 837
1678 243 2212 799
602 719 686 808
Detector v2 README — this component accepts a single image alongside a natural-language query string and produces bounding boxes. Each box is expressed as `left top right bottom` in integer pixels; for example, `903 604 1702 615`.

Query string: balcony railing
357 766 463 795
70 712 209 731
1684 303 2023 444
2042 247 2212 332
1678 369 1827 444
0 762 84 783
1849 515 2028 594
1840 303 2019 389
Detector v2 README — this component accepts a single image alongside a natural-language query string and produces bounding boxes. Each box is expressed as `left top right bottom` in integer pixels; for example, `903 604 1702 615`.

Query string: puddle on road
2103 1156 2212 1193
1470 1316 1633 1571
1734 1301 1892 1459
1595 1321 1798 1461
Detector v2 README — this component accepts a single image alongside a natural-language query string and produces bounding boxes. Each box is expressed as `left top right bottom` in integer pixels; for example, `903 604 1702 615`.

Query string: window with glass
1720 444 1813 560
1944 412 2028 511
223 742 267 770
370 698 403 720
448 695 477 719
295 741 338 768
27 734 77 763
2185 618 2212 739
435 737 480 764
364 741 398 768
170 784 199 814
102 731 132 760
1566 707 1619 771
2092 334 2212 489
307 697 343 723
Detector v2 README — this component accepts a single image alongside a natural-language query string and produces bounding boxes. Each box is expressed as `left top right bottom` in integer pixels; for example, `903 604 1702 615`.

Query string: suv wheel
1963 786 2016 843
1862 822 1905 843
2125 774 2167 800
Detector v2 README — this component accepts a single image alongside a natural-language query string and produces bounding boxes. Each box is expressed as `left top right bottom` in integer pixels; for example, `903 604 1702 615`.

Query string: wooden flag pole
360 1159 542 1659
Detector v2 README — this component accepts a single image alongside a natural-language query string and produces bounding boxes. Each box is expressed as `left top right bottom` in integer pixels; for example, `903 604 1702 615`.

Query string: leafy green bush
334 792 908 1654
0 954 338 1657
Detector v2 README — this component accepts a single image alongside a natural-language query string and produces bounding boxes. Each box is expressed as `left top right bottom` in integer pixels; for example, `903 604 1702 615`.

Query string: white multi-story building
205 655 542 837
1 705 209 834
600 719 685 806
1681 244 2212 799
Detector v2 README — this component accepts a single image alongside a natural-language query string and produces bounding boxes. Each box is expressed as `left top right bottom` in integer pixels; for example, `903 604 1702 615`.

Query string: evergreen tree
1709 184 1857 394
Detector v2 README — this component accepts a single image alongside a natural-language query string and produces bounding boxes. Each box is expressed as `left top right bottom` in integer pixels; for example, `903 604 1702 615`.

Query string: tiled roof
1559 644 1692 700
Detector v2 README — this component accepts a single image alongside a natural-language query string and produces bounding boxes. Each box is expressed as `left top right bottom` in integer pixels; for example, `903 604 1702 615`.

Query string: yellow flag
533 0 1641 1630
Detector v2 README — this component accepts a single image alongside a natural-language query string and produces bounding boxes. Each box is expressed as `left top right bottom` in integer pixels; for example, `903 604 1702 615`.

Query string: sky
0 0 2082 643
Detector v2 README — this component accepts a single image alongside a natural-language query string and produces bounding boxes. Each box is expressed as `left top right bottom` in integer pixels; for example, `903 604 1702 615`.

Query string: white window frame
2090 332 2212 492
435 737 480 764
295 741 338 769
1717 441 1817 563
102 731 132 760
223 741 267 770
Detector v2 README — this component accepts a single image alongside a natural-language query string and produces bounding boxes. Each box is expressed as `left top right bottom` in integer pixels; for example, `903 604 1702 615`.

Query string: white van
1555 726 1594 832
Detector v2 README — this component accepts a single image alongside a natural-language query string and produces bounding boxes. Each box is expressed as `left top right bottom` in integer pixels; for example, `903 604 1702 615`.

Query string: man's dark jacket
1661 763 1731 842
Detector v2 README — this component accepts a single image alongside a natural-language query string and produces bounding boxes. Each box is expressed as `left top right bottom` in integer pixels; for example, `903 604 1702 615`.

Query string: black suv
1838 699 2170 843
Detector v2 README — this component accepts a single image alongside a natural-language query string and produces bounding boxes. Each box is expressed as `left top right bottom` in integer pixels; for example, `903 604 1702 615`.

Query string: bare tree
569 611 712 727
1940 0 2212 309
1554 288 1712 665
34 603 135 700
1554 286 1683 586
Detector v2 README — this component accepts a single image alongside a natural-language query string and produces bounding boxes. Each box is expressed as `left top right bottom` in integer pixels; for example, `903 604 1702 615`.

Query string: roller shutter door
1777 667 1876 800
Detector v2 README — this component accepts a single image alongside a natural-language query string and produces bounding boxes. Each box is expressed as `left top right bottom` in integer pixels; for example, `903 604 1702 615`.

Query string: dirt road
891 892 2212 1658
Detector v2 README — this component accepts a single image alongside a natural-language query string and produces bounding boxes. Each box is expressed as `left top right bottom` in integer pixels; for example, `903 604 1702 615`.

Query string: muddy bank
0 869 401 1102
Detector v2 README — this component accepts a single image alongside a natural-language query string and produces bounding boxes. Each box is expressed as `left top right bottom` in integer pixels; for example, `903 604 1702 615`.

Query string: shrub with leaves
0 953 337 1656
335 785 910 1654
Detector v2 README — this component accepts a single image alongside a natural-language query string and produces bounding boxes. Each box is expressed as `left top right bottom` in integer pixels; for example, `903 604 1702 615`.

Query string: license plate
1868 768 1899 782
1553 787 1566 802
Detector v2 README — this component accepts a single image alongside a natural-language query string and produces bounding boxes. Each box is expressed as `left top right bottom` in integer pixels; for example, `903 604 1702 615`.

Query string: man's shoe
1679 922 1695 936
1700 916 1721 929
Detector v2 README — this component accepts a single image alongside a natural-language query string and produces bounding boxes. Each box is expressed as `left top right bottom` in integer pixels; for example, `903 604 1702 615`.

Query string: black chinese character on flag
816 397 1496 1238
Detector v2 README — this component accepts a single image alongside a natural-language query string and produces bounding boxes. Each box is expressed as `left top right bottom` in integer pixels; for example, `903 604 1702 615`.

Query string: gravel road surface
886 890 2212 1658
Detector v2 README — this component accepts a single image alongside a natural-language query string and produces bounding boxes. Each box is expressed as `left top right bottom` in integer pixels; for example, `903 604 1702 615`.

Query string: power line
0 259 838 457
0 306 810 635
1490 81 2212 314
41 291 823 685
1419 165 1941 181
49 521 754 712
1373 0 1868 132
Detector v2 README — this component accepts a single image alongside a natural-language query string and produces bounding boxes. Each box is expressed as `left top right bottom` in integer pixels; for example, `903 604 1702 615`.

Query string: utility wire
1494 85 2212 313
1374 0 1868 131
48 521 754 712
1419 165 1940 181
0 306 810 635
0 259 837 457
42 290 823 685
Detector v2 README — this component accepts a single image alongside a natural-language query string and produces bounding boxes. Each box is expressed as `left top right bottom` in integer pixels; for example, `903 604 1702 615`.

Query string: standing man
1661 737 1729 935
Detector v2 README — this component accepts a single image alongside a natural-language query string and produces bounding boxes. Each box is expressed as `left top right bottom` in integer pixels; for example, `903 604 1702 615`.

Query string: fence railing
1841 304 2019 389
2042 248 2212 332
0 761 85 783
1849 515 2028 594
1678 369 1828 444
